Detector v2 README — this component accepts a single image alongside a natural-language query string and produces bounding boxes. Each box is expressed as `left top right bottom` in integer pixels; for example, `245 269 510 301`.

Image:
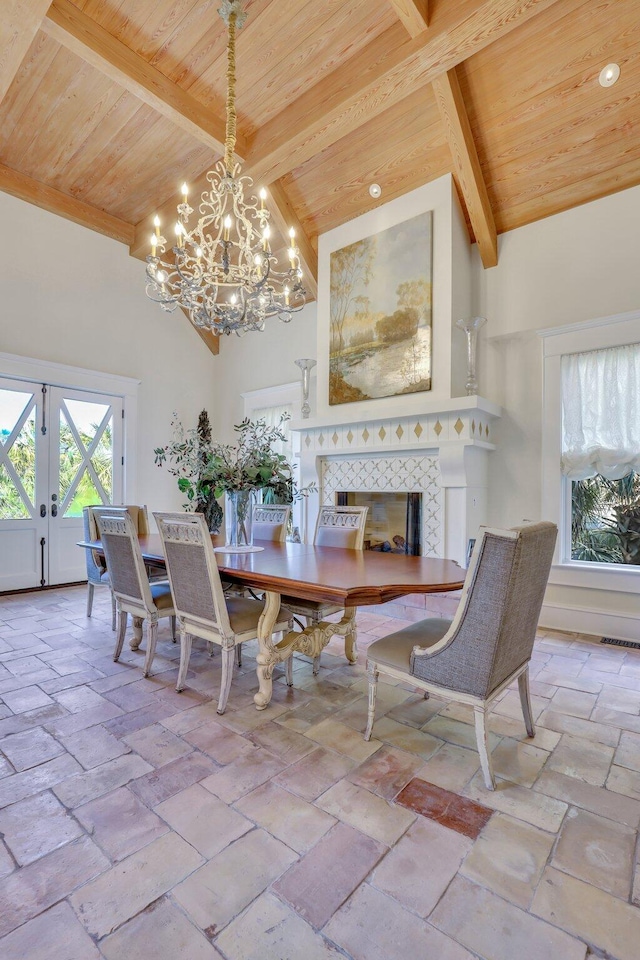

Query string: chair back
154 512 233 637
92 507 154 609
411 522 557 698
83 506 107 581
314 505 368 550
252 504 291 542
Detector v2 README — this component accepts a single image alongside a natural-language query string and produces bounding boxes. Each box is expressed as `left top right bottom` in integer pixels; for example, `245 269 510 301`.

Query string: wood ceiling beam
387 0 429 38
0 162 135 245
432 68 497 268
0 0 51 106
246 0 562 185
42 0 244 158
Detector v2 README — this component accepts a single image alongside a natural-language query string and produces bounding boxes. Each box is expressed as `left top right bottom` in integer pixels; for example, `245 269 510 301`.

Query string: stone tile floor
1 586 640 958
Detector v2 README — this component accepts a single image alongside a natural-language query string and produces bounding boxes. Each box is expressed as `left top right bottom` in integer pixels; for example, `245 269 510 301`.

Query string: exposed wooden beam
0 0 51 106
263 180 318 301
42 0 244 158
387 0 428 38
432 68 497 268
182 308 220 356
246 0 562 185
0 162 135 244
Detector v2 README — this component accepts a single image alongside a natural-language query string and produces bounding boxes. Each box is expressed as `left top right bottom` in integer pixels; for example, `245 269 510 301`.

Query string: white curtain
561 342 640 479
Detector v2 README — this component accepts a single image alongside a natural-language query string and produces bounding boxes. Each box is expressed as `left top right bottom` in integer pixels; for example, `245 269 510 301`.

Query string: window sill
549 561 640 594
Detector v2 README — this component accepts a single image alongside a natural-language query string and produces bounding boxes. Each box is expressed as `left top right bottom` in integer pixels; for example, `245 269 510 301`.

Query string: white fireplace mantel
289 396 501 566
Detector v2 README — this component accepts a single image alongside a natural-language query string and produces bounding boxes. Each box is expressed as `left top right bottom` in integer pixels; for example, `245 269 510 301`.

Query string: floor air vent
601 636 640 650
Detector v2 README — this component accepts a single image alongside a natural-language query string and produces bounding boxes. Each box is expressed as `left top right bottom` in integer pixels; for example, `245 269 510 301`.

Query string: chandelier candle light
145 0 305 335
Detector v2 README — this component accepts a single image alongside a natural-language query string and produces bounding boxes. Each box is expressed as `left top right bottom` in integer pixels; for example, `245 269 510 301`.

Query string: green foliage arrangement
204 414 304 502
154 410 223 532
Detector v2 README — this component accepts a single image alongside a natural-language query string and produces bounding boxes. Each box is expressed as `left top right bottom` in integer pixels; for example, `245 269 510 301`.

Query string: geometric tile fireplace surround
290 396 501 570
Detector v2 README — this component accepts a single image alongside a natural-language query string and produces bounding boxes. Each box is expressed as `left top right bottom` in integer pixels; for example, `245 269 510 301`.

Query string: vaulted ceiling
1 0 638 355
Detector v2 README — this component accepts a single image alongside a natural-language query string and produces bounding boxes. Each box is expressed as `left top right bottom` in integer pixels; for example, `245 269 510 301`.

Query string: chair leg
207 641 215 657
236 644 242 668
171 615 177 642
176 629 193 692
218 646 235 715
285 654 293 687
143 619 158 678
474 705 495 791
86 582 95 618
518 666 536 738
364 663 379 741
113 609 127 662
111 591 117 631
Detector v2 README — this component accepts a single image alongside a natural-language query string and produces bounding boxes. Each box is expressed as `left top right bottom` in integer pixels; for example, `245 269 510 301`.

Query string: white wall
476 185 640 637
0 192 217 513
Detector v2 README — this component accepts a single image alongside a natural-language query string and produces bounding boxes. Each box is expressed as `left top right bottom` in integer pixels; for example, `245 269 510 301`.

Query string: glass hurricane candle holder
295 358 316 418
456 317 487 396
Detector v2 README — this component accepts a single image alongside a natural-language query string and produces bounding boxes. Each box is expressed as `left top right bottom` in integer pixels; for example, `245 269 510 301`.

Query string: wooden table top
79 535 465 607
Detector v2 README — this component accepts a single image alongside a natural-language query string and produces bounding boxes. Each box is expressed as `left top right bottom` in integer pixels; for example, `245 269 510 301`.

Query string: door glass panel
64 467 102 518
7 410 36 505
0 464 29 518
60 399 113 516
59 409 84 506
0 387 36 519
0 388 32 445
90 415 113 501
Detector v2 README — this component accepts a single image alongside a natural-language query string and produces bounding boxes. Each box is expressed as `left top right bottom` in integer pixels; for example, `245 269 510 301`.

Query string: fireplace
290 396 501 566
337 492 422 555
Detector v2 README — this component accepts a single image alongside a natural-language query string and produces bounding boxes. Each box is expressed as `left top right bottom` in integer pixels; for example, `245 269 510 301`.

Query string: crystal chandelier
145 0 305 335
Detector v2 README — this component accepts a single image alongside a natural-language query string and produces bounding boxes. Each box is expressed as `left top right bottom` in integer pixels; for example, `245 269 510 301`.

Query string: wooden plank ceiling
1 0 639 355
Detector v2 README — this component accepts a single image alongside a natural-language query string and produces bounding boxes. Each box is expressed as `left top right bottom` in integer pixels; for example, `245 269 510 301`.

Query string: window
540 311 640 592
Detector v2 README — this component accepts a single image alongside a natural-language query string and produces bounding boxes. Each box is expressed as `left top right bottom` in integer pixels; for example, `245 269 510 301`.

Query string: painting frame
328 210 433 407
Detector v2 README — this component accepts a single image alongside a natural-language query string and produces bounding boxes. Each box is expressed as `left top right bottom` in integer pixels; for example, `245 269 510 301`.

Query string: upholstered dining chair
252 503 292 542
154 511 294 715
281 505 368 674
93 507 176 678
83 503 164 629
364 522 557 790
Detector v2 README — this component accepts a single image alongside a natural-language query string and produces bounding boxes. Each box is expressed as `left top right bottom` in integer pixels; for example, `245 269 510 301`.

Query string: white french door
0 377 123 591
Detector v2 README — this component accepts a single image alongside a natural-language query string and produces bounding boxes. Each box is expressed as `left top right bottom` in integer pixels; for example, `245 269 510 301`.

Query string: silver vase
455 317 487 396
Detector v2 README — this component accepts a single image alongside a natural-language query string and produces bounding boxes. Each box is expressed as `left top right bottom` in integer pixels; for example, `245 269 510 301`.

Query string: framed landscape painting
329 210 432 405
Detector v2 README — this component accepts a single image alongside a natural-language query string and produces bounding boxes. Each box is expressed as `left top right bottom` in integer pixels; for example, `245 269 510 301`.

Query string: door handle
40 504 47 518
51 503 58 517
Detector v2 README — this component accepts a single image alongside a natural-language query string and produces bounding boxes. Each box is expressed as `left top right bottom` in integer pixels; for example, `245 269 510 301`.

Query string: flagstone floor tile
396 778 492 839
551 807 635 898
1 588 640 959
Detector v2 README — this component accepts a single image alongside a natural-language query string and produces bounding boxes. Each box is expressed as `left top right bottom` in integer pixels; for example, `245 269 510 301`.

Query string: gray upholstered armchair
364 522 557 790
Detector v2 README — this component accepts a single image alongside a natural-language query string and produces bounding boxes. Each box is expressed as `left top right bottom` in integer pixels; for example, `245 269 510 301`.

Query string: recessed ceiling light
369 183 382 199
599 63 620 87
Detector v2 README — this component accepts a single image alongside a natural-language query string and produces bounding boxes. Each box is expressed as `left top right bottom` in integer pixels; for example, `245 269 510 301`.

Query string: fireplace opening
336 492 422 555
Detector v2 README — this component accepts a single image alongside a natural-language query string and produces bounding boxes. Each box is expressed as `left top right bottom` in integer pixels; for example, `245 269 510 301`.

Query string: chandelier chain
224 11 237 173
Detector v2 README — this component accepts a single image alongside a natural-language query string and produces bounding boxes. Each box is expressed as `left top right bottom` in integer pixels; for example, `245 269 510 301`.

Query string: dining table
79 534 465 710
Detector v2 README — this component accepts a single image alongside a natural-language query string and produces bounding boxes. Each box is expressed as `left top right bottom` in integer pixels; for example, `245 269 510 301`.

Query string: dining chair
83 503 165 629
252 503 291 542
281 505 368 674
154 511 294 714
364 522 557 790
92 507 176 677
